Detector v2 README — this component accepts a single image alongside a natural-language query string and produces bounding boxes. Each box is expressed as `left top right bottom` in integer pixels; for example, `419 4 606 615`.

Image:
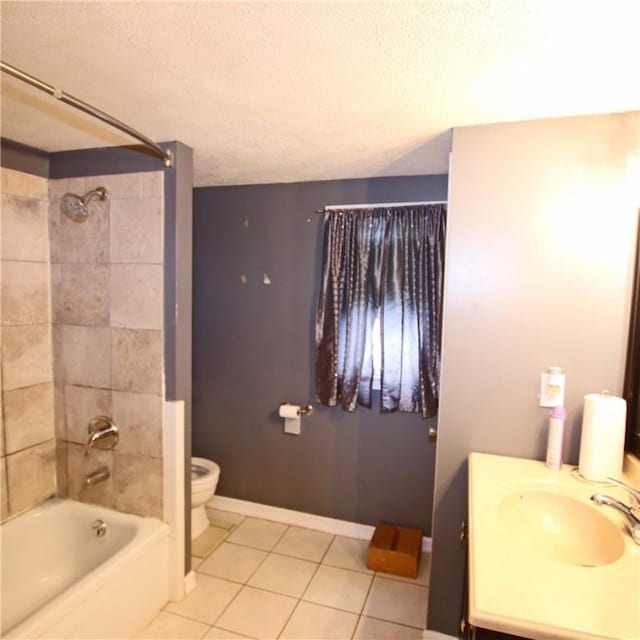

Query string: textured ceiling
1 1 639 187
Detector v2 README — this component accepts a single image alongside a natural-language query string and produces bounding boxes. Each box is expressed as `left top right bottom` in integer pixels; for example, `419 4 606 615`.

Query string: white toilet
191 457 221 540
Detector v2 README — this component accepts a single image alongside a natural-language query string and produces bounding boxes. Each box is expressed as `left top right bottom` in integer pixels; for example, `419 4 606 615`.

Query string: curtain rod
1 61 173 167
316 200 446 213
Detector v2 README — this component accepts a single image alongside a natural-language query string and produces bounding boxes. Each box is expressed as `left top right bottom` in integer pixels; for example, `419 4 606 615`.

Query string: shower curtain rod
316 200 446 213
1 61 173 167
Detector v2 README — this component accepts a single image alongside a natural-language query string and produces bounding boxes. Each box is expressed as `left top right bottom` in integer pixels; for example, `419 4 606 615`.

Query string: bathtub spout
84 466 110 489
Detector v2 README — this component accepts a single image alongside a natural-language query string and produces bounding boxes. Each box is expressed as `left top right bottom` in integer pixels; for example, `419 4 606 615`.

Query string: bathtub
0 498 169 639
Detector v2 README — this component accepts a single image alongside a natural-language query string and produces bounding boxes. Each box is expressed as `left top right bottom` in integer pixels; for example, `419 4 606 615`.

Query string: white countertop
468 453 640 640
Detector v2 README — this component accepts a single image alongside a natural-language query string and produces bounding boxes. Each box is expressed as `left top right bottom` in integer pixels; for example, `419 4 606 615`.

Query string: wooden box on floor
367 522 422 578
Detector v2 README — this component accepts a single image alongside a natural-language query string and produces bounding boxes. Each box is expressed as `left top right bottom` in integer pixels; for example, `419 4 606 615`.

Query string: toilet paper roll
578 392 626 481
279 404 300 419
279 404 301 435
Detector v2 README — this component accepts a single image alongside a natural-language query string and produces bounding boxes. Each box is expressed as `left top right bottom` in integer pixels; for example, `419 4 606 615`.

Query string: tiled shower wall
0 167 166 522
1 168 57 522
51 171 165 519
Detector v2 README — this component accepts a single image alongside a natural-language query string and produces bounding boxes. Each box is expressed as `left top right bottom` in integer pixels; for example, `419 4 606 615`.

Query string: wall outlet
539 367 565 407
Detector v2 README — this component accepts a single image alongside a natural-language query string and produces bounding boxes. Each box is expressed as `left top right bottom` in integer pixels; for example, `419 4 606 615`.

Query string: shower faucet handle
85 416 119 457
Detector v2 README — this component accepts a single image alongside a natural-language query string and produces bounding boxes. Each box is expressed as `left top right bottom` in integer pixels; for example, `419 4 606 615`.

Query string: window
315 203 446 418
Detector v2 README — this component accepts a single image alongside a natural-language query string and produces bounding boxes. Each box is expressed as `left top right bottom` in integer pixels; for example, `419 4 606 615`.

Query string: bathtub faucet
85 416 119 457
85 466 111 489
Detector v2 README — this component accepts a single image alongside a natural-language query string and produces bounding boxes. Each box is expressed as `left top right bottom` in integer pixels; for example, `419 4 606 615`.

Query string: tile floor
137 508 445 640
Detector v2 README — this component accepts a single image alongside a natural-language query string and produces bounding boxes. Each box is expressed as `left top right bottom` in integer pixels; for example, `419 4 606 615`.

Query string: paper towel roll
578 392 626 481
279 404 301 435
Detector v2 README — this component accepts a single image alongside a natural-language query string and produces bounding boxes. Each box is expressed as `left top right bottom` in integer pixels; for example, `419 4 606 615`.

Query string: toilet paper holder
280 402 313 416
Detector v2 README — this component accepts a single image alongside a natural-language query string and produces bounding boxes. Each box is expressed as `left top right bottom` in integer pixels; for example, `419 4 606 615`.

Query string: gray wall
428 111 639 635
193 175 447 533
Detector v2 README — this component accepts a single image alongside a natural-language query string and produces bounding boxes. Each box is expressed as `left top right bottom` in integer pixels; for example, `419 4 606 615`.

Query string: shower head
60 187 108 223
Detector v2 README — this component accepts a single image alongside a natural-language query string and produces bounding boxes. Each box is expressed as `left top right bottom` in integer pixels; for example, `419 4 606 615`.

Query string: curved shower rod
1 61 173 167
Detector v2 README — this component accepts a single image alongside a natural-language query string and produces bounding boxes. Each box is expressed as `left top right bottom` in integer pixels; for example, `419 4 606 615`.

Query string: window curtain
315 204 446 418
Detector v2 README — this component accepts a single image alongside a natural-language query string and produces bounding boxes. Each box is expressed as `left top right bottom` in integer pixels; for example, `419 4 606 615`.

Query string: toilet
190 457 221 540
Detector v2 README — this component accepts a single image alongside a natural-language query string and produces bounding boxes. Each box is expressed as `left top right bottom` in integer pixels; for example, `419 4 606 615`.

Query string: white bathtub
0 498 169 639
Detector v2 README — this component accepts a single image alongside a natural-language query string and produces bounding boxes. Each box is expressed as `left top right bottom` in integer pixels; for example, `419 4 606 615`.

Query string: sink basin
499 490 625 567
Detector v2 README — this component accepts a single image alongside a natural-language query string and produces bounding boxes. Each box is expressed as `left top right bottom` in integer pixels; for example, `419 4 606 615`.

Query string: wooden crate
367 522 422 578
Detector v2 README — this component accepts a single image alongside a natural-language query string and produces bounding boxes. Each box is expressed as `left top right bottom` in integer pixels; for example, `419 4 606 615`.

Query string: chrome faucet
84 466 111 488
591 494 640 545
606 477 640 509
85 416 119 457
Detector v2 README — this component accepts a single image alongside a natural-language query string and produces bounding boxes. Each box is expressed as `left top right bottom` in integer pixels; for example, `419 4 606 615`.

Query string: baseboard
208 495 432 553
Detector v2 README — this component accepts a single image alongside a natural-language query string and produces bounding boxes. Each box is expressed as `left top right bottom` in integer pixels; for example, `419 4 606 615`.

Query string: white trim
209 495 432 553
183 571 197 596
163 400 186 602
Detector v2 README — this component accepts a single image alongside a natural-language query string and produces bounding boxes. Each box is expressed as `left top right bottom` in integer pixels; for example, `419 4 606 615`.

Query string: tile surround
110 197 163 264
53 263 110 325
65 442 114 507
0 168 166 524
113 452 163 518
110 264 163 330
112 390 163 457
48 171 166 519
1 261 50 325
60 324 111 388
140 512 432 640
5 439 56 516
64 384 112 444
1 323 52 390
1 194 50 261
111 328 163 395
1 169 56 522
2 382 54 454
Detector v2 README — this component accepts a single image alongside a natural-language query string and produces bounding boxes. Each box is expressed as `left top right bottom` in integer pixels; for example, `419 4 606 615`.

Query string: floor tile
272 526 334 562
138 611 209 639
378 552 430 586
192 525 229 558
191 555 204 570
226 517 288 551
303 565 372 614
248 552 317 597
322 536 373 573
198 542 267 583
204 627 254 639
215 586 297 639
280 601 358 639
354 616 424 639
165 573 241 625
206 507 245 530
362 576 428 628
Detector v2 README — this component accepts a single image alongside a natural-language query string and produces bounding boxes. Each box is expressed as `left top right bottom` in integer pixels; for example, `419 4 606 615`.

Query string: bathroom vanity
467 453 640 640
